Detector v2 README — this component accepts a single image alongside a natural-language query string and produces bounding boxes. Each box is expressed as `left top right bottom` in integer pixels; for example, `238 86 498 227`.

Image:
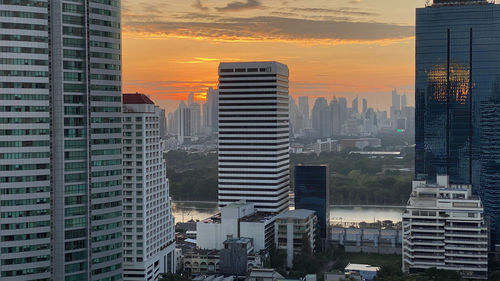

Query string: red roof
123 93 154 105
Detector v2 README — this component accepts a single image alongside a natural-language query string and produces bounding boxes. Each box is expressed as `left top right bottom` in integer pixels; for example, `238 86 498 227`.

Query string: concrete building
0 1 123 280
338 138 381 151
217 62 290 213
344 264 379 281
122 94 177 280
203 87 219 134
176 101 191 144
190 102 201 136
402 175 488 279
298 96 310 128
275 209 317 268
330 228 401 254
314 138 338 155
219 238 254 276
196 201 276 252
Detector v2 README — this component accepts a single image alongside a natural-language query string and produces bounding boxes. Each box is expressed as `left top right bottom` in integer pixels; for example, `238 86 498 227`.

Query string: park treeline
165 149 414 205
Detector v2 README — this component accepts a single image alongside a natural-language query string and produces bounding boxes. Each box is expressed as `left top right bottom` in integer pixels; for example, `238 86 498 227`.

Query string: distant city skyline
122 0 426 113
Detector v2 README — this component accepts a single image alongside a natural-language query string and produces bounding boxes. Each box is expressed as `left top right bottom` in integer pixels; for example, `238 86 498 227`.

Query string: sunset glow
122 0 427 113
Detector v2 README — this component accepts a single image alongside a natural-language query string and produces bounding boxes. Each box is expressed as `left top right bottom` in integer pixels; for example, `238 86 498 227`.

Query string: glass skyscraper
415 0 500 249
294 165 329 239
0 0 123 280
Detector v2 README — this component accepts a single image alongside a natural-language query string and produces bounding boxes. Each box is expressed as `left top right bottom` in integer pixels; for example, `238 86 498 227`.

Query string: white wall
241 222 266 252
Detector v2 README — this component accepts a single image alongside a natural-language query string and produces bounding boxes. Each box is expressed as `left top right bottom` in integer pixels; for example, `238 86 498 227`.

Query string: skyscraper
176 101 190 144
330 98 341 136
0 1 123 280
190 102 201 136
392 89 401 111
294 165 330 240
401 94 408 109
352 97 359 114
311 97 331 138
122 94 176 279
362 98 368 114
298 96 310 127
218 62 290 213
415 0 500 250
204 87 219 133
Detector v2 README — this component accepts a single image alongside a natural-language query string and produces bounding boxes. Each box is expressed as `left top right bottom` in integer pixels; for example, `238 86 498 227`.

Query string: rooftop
123 93 154 105
432 0 490 6
275 209 316 220
345 263 380 272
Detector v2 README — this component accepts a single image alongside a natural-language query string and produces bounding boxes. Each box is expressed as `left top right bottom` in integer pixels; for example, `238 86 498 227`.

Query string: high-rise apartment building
402 175 488 279
0 1 123 280
362 98 368 114
415 0 500 249
217 62 290 213
122 94 176 280
175 101 190 144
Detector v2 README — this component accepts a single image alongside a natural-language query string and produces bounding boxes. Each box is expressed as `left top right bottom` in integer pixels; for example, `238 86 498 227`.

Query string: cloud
192 0 209 11
216 0 264 12
124 16 414 45
289 7 377 17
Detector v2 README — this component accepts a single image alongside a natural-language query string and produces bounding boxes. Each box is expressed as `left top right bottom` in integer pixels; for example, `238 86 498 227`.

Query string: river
172 201 405 224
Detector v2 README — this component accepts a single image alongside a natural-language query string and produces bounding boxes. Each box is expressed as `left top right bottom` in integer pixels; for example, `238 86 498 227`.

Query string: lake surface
172 201 405 224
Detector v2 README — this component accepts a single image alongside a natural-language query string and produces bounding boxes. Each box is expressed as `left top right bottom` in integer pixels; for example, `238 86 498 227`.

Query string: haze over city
122 0 426 113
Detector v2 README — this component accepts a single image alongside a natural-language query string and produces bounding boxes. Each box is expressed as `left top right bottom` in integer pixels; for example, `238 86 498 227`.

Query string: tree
301 233 313 257
159 273 190 281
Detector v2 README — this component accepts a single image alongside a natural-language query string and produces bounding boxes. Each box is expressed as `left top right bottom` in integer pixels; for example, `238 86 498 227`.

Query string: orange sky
122 0 427 113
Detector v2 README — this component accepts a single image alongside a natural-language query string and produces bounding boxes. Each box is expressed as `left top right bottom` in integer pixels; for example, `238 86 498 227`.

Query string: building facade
0 1 123 280
122 94 176 280
415 0 500 249
294 165 330 240
275 209 317 268
217 62 290 213
402 175 488 279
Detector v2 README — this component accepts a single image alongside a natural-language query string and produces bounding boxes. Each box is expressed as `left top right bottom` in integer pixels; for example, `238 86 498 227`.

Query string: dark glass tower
294 165 329 239
415 0 500 249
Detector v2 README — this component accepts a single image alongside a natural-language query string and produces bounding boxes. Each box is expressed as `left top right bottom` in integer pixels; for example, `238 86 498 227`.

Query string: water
172 201 405 224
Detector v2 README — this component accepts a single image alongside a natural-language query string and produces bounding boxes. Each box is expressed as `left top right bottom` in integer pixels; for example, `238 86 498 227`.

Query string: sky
122 0 428 113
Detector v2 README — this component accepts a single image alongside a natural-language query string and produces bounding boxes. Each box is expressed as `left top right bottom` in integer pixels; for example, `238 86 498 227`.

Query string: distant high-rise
204 87 219 133
0 1 123 280
338 97 348 133
188 92 194 106
415 0 500 250
401 94 408 109
330 99 341 136
294 165 330 240
122 94 176 278
190 102 201 135
362 98 368 114
311 97 331 138
298 96 310 127
352 97 359 114
176 101 191 144
217 62 290 213
392 89 401 111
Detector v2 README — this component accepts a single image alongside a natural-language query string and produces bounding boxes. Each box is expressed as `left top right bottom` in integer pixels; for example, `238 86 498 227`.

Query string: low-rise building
197 201 276 252
402 175 488 280
344 263 379 281
247 269 285 281
275 209 317 268
314 138 337 155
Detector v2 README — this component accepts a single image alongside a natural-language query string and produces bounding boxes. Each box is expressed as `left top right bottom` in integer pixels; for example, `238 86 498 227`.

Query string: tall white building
218 62 290 213
402 175 488 280
0 1 123 280
122 93 176 280
175 101 190 144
